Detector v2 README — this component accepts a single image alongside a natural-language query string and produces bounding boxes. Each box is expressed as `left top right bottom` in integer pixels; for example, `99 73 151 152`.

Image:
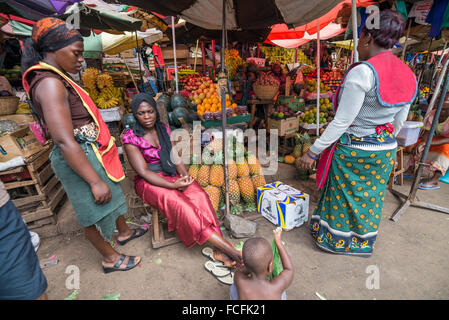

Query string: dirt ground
36 163 449 300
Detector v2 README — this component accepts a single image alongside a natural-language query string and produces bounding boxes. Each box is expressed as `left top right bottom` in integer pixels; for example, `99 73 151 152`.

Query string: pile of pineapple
82 68 123 109
188 138 267 215
282 133 314 180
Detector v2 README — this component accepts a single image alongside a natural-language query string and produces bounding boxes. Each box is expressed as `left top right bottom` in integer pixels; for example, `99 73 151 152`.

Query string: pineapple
237 159 250 177
238 176 255 204
227 159 238 180
293 144 302 158
247 153 262 176
301 133 313 154
223 179 240 204
197 165 210 187
209 165 224 187
251 175 266 192
204 185 221 212
188 164 200 181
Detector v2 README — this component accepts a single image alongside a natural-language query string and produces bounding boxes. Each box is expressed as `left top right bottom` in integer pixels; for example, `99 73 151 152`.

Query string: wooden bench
389 146 405 188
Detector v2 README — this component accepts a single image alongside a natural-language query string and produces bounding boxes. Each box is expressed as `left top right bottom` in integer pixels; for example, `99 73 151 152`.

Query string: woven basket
0 96 19 116
253 84 279 100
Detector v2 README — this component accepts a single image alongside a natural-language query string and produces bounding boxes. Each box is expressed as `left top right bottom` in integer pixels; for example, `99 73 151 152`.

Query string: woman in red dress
123 93 242 267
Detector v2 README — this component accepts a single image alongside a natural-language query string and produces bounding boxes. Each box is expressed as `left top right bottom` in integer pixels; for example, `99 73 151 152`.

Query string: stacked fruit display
280 133 316 179
188 138 266 215
196 93 238 120
82 68 123 109
225 49 245 81
321 70 343 93
305 79 330 93
270 104 300 120
299 99 334 125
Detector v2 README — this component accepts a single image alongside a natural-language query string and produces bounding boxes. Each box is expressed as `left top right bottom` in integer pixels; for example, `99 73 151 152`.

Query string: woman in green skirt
22 18 147 273
299 10 417 256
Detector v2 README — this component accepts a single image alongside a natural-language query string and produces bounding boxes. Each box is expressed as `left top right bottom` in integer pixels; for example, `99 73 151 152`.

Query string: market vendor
270 62 286 91
293 67 306 97
298 10 417 257
123 93 243 268
405 99 449 190
22 18 146 274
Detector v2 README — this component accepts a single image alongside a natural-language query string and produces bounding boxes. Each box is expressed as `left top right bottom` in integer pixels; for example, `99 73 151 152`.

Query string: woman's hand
298 152 316 170
413 141 426 158
173 175 194 191
90 180 112 204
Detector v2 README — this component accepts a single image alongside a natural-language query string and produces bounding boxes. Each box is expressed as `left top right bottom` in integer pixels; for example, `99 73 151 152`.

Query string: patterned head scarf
21 17 83 73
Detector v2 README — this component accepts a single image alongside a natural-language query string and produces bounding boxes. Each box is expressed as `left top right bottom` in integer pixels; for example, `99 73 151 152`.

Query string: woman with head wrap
123 93 243 268
22 18 146 274
299 10 417 256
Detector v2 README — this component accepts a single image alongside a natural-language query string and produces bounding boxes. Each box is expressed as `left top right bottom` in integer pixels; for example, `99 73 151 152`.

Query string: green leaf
100 293 120 300
64 290 79 300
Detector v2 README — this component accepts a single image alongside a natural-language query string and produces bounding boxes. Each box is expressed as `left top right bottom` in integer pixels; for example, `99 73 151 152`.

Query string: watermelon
157 93 172 112
171 93 187 110
172 107 191 125
122 114 136 129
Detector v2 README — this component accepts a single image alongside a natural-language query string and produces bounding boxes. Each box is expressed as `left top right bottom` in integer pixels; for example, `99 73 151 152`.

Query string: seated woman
122 93 242 267
405 100 449 190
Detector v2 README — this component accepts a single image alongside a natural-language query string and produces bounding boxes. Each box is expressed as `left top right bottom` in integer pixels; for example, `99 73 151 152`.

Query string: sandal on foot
418 183 440 190
204 261 231 278
202 247 217 261
117 227 148 246
103 254 141 274
217 272 234 285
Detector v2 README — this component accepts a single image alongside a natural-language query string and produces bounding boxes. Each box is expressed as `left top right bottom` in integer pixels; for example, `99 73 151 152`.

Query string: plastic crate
396 121 423 146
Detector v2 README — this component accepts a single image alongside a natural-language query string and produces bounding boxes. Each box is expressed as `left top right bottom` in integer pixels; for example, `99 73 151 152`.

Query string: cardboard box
161 46 189 60
268 116 299 136
257 181 309 230
120 49 135 58
0 114 35 126
0 127 44 162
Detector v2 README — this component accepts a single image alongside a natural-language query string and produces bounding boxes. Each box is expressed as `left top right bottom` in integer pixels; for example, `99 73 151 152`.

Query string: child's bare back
231 230 293 300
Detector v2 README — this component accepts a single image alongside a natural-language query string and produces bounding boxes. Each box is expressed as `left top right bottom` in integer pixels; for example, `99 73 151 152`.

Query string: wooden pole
171 16 179 93
212 40 216 79
351 0 359 63
201 41 206 76
401 19 412 61
194 39 199 72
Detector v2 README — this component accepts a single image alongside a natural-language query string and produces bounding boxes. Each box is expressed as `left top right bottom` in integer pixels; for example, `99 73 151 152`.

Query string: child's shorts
230 283 287 300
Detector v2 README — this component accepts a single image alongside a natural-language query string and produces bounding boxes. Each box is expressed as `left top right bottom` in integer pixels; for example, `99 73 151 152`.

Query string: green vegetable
268 234 283 281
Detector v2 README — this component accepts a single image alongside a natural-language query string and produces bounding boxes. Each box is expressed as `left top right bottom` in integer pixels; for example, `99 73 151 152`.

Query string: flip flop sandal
217 271 234 285
204 261 231 278
202 247 218 262
117 227 148 246
103 254 141 274
418 183 441 190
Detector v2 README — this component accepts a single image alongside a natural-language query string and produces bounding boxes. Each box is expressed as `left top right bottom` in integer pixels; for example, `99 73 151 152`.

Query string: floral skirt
310 144 395 257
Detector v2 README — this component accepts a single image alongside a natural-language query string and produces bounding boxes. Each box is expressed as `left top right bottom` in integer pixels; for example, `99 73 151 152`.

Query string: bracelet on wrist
307 151 318 160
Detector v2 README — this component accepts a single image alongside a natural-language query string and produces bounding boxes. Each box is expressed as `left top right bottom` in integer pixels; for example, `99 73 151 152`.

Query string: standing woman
22 18 147 273
299 10 417 256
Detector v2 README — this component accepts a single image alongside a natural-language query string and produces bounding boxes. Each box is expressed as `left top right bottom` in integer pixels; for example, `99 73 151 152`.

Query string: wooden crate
0 145 66 230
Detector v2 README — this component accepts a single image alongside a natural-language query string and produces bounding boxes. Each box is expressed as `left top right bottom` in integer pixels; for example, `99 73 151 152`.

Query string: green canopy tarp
59 2 142 32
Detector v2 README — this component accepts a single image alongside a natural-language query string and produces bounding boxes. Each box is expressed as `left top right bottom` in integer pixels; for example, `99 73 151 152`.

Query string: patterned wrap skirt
135 173 222 248
309 144 396 257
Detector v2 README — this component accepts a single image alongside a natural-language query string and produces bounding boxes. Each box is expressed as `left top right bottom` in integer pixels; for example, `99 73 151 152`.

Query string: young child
231 229 294 300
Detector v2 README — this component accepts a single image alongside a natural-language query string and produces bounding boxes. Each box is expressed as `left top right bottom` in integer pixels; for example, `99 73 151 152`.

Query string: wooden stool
389 146 405 188
121 135 180 249
278 132 296 157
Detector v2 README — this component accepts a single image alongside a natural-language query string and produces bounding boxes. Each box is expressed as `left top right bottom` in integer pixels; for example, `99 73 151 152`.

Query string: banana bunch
82 68 100 90
86 87 99 101
97 73 114 89
96 87 122 109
